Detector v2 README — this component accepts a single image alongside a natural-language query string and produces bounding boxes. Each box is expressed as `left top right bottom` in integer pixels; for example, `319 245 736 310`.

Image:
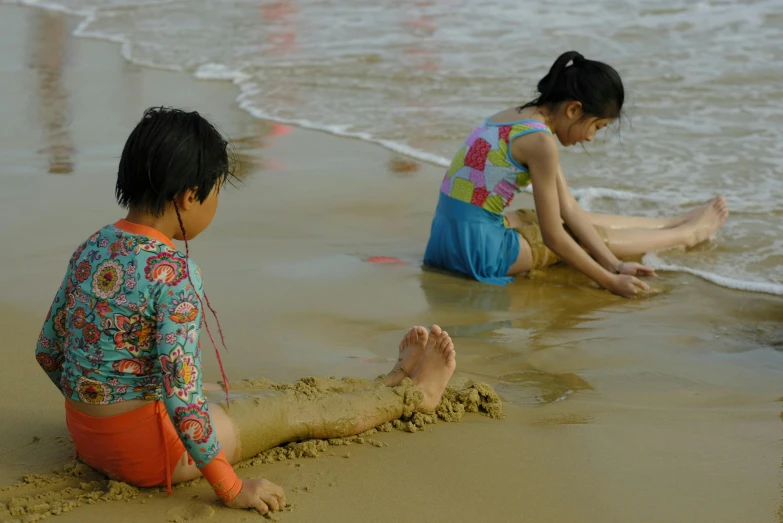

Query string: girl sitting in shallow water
35 107 457 515
424 51 729 297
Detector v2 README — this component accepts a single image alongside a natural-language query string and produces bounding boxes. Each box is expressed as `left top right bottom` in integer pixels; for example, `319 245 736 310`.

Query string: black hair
520 51 624 120
116 106 234 216
116 107 236 406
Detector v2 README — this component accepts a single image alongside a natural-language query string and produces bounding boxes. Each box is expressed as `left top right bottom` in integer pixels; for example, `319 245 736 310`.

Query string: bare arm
557 164 656 279
511 133 648 297
555 166 620 272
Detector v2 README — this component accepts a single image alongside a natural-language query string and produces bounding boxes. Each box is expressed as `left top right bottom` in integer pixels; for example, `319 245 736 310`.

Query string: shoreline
1 3 782 523
8 0 783 299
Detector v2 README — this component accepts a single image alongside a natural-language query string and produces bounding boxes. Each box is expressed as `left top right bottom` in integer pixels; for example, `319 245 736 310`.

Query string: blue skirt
423 192 520 285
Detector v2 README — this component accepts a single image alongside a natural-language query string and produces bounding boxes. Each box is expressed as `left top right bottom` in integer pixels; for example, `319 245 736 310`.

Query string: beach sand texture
1 5 782 523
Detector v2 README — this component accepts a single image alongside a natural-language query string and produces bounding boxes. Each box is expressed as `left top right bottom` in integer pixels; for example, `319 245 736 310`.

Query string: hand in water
225 478 286 515
607 274 650 298
617 262 656 277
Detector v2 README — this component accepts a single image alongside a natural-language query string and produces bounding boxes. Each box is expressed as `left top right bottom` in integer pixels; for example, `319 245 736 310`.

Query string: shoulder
510 130 558 169
68 224 113 264
67 225 131 286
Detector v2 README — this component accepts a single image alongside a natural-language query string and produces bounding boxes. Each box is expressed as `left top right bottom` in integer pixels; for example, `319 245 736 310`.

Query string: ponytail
521 51 623 120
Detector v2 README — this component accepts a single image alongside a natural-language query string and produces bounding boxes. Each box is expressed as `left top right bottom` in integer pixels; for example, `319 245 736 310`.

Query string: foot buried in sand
410 325 456 412
683 195 729 247
385 326 428 387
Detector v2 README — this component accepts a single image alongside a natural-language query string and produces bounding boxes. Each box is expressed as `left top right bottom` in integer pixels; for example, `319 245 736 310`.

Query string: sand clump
0 462 141 522
437 382 503 421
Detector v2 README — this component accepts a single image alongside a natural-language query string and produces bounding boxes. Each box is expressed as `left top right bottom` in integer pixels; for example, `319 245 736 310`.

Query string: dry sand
1 4 782 523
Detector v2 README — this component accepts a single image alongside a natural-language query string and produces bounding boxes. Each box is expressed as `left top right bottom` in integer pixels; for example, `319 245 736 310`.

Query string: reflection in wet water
387 156 421 176
257 0 301 125
261 0 299 56
717 308 783 354
387 0 442 173
417 267 618 405
419 266 617 346
499 370 593 405
228 1 301 175
231 121 292 177
27 10 74 174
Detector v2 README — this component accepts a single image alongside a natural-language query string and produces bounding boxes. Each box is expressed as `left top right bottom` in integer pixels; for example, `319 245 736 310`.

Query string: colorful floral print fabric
35 220 220 468
439 118 552 214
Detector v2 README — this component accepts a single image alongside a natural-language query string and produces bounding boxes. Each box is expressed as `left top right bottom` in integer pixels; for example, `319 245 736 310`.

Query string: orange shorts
65 400 186 494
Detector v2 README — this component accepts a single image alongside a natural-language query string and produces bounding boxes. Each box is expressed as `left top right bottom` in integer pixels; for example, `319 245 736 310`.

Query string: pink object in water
271 123 292 136
367 256 406 264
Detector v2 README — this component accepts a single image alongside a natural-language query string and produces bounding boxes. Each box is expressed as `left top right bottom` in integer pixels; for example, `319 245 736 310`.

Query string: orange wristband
200 450 243 503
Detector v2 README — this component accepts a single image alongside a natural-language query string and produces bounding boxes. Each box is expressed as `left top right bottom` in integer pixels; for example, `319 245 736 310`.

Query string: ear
564 101 583 120
176 188 199 212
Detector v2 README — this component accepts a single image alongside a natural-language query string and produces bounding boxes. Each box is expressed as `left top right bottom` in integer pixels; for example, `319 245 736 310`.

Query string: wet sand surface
1 5 782 522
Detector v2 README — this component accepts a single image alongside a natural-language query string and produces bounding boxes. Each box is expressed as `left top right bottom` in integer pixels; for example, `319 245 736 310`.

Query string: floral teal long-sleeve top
35 219 221 468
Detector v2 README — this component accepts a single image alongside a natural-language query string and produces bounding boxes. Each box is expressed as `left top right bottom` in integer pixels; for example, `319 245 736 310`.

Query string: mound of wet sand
0 462 143 522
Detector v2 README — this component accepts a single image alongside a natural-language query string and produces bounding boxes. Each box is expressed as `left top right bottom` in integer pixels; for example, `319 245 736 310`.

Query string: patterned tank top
439 117 552 214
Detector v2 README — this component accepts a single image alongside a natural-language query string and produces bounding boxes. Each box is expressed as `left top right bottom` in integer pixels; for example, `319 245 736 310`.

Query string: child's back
38 220 206 432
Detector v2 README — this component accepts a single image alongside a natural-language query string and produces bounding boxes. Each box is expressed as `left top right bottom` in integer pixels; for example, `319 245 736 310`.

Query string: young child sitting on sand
34 107 457 515
424 50 729 297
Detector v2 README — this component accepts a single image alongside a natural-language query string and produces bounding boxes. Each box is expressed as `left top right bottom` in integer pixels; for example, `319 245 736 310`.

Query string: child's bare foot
670 196 724 228
410 325 456 412
683 195 729 247
382 326 428 387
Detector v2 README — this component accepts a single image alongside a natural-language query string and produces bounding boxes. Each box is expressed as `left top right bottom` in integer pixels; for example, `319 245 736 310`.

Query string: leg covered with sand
173 326 501 482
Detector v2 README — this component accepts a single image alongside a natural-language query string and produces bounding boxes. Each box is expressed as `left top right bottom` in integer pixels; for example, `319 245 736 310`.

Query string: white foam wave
3 0 185 71
6 0 783 298
73 7 185 71
194 63 250 82
572 187 639 211
570 186 701 212
642 253 783 296
2 0 454 168
522 185 718 215
5 0 773 213
235 81 451 167
2 0 90 15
